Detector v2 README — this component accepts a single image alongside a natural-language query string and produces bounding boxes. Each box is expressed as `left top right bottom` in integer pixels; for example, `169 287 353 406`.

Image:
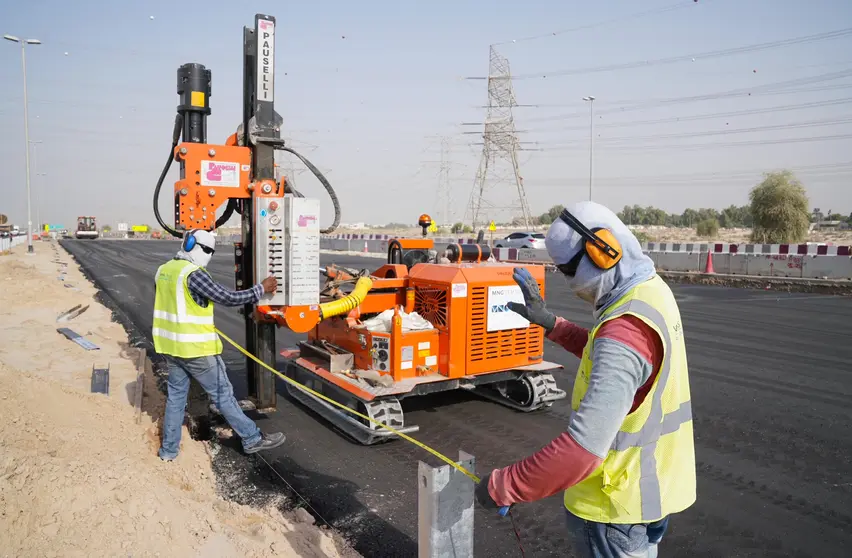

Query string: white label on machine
417 341 430 350
257 18 275 102
285 197 320 306
401 361 413 370
451 283 468 298
425 355 437 366
401 346 414 361
200 160 240 187
486 285 530 332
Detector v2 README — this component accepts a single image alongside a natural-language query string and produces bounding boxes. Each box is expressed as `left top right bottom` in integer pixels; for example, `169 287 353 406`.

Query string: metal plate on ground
91 365 109 394
57 328 100 350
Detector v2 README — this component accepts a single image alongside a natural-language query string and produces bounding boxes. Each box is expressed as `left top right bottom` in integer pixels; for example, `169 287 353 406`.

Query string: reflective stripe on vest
152 259 222 358
564 276 696 524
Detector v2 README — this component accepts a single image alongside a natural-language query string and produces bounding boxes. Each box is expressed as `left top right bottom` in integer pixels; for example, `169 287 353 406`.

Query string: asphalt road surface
61 239 852 558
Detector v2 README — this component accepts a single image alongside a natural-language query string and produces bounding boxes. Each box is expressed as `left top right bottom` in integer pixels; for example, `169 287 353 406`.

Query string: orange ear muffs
585 227 622 270
558 209 623 271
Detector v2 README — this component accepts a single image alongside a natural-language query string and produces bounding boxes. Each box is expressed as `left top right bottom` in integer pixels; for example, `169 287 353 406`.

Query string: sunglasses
199 244 215 255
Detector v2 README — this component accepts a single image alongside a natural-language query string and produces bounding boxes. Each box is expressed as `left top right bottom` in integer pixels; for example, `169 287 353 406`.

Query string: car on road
493 231 546 249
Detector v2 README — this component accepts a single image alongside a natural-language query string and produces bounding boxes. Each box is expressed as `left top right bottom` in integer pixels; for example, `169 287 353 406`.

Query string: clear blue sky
1 0 851 230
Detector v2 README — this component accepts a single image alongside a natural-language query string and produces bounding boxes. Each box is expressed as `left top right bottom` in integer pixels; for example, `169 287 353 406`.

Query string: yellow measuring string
214 327 481 484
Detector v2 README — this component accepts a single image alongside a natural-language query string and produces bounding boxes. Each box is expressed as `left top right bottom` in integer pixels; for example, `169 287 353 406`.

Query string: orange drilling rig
153 13 565 445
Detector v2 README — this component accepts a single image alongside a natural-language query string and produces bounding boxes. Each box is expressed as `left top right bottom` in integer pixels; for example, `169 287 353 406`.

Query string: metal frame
240 15 279 409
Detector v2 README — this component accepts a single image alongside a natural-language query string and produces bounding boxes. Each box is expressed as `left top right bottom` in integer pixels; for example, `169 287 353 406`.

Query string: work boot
244 432 286 454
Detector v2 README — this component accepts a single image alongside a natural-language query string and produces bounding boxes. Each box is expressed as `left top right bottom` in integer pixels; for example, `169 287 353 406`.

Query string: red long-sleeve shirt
488 315 663 507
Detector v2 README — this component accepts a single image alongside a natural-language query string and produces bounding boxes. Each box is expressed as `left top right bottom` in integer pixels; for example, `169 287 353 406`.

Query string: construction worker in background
476 201 695 558
152 229 286 461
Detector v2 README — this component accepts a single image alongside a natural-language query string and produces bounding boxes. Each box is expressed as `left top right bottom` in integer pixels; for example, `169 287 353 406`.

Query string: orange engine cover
407 262 546 378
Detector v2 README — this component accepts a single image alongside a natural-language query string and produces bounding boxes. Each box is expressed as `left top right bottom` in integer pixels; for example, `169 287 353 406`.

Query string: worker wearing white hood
175 229 217 269
476 202 696 558
153 229 285 461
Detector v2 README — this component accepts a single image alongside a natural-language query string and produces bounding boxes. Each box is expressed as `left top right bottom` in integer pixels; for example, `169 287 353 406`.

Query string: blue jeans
566 511 669 558
158 354 262 460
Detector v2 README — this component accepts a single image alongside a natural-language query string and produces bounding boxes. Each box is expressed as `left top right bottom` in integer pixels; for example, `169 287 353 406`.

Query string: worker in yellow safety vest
153 229 286 461
475 201 695 558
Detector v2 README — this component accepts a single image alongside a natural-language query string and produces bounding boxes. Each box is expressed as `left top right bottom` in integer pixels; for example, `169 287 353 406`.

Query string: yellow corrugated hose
317 276 373 320
214 326 480 484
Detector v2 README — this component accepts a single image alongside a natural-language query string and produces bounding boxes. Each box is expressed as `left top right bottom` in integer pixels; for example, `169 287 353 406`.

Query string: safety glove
474 472 499 510
507 267 557 333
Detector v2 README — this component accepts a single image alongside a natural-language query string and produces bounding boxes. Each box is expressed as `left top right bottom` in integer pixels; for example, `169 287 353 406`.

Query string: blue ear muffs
182 230 198 252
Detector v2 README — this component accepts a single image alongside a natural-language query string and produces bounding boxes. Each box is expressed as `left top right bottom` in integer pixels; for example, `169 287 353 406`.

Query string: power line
527 132 852 153
530 116 852 147
518 68 852 124
524 97 852 133
491 0 697 46
467 27 852 80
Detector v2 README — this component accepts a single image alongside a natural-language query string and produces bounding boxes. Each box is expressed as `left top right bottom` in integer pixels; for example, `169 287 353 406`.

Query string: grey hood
545 201 656 318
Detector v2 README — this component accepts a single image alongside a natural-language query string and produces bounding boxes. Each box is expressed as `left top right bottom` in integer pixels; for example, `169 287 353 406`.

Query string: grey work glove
506 267 557 333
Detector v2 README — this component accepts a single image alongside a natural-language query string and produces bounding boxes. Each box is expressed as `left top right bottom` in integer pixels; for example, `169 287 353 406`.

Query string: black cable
215 199 238 229
278 146 340 234
153 114 183 238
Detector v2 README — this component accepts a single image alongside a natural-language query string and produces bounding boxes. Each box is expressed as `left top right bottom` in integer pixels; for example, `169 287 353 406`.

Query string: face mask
186 245 213 268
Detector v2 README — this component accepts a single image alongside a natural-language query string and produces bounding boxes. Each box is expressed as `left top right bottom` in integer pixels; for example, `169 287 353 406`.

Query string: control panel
254 196 288 306
253 195 321 307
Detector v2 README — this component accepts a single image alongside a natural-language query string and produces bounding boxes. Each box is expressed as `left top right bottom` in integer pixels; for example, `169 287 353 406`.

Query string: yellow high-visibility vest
152 259 222 358
564 275 696 523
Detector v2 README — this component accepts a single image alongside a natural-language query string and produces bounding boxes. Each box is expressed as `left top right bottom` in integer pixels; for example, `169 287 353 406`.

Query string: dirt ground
0 241 357 558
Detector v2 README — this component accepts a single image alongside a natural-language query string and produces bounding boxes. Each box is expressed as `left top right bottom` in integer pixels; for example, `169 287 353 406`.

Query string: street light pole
30 140 44 232
4 34 41 253
582 96 595 201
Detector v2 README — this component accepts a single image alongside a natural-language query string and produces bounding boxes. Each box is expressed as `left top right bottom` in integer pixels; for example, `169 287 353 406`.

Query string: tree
451 222 464 234
681 208 699 227
696 218 719 237
538 204 564 225
101 225 112 233
749 170 810 243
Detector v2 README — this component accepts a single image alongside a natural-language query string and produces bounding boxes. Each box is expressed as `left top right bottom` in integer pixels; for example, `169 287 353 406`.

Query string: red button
269 201 279 212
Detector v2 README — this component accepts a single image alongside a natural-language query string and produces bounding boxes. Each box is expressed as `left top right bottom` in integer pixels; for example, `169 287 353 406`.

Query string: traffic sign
489 221 496 232
428 222 438 233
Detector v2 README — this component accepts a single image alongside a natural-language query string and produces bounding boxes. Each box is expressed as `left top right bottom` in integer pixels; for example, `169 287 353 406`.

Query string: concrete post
418 451 475 558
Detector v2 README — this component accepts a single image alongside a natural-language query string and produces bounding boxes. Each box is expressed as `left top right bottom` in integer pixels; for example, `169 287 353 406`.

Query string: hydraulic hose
153 114 184 239
387 239 403 265
318 276 373 320
278 146 341 234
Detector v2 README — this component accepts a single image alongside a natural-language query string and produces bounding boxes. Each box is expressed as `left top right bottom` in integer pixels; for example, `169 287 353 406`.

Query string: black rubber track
61 239 852 558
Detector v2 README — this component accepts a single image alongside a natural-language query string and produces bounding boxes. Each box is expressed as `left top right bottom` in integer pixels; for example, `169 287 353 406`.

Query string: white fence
0 235 26 253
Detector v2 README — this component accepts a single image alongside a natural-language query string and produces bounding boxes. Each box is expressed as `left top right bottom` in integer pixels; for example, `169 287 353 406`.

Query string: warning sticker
451 283 468 298
401 346 414 362
200 160 240 187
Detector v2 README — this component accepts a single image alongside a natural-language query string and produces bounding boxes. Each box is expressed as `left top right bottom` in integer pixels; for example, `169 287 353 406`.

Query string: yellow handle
215 327 481 484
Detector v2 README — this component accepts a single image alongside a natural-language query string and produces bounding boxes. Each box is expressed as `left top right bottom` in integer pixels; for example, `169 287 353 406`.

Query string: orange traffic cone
363 241 369 253
704 251 715 274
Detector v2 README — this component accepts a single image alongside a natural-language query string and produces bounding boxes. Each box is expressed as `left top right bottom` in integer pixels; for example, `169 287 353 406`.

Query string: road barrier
320 237 852 280
0 234 26 253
